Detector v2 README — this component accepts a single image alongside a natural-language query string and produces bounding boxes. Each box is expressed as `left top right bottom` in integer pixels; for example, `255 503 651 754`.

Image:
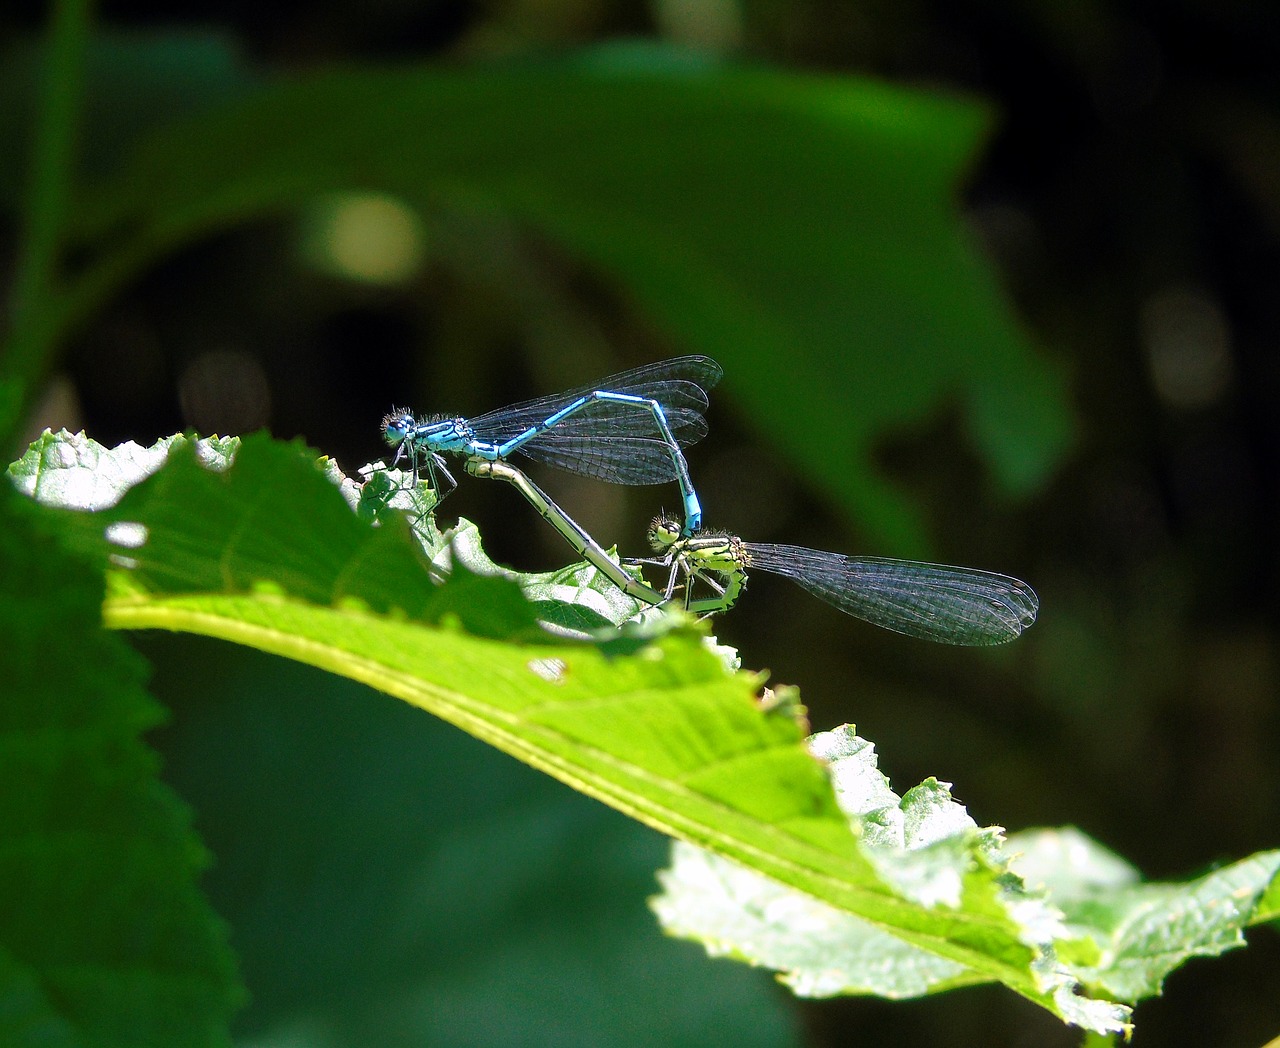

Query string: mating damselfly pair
380 356 1038 646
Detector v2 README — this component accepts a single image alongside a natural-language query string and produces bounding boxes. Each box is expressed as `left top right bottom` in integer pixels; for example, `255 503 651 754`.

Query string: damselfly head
647 515 682 551
381 408 415 446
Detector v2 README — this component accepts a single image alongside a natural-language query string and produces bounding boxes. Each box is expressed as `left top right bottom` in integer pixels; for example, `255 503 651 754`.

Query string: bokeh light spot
302 192 426 285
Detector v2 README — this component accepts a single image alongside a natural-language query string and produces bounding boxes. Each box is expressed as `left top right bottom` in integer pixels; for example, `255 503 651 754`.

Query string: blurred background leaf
0 29 256 212
3 38 1073 548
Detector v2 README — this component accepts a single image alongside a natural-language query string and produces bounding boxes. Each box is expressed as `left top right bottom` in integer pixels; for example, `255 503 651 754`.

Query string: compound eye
381 410 414 443
646 517 679 550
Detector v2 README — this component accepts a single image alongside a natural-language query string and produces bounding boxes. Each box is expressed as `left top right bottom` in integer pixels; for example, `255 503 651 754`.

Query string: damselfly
382 356 722 535
641 517 1038 645
444 457 1036 643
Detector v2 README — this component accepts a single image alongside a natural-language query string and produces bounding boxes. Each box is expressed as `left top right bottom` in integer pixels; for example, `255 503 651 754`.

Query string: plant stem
1 0 94 446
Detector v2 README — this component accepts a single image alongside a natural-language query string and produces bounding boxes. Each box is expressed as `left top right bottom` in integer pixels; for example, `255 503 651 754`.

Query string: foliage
0 472 242 1048
2 8 1277 1045
8 429 1280 1042
0 31 1070 549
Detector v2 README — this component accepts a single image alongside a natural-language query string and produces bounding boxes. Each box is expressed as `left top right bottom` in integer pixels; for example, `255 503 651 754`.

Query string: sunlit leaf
1008 827 1280 1003
653 727 1132 1035
11 431 1110 1030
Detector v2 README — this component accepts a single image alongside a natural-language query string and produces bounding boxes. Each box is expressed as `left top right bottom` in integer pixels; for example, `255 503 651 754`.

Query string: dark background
6 1 1279 1045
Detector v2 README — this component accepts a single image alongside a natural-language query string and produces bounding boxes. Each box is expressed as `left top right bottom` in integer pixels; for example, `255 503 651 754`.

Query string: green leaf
653 727 1133 1036
0 483 243 1047
0 943 82 1048
1256 863 1280 923
8 429 235 511
1006 827 1280 1003
13 429 549 642
12 430 1122 1029
655 741 1280 1034
149 640 802 1047
55 45 1069 547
